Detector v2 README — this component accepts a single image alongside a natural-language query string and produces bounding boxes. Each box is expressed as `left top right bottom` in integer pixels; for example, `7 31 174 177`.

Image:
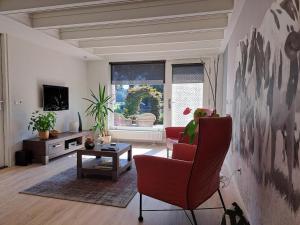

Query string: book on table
100 144 118 151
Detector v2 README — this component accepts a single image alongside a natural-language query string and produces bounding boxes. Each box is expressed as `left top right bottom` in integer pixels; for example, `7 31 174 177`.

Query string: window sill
109 125 163 132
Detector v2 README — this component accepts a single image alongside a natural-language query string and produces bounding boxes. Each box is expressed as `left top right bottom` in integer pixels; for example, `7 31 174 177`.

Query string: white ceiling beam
78 30 224 48
60 14 228 40
98 49 219 61
32 0 233 29
93 40 221 55
0 0 133 14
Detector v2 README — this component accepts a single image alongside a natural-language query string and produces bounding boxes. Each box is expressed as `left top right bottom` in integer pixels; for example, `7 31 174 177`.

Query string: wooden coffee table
77 143 132 181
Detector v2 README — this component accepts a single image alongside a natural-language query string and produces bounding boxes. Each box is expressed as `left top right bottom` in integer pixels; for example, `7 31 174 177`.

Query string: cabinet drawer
48 142 64 156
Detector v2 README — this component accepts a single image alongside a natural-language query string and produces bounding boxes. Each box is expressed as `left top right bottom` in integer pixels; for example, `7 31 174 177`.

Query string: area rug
20 163 137 208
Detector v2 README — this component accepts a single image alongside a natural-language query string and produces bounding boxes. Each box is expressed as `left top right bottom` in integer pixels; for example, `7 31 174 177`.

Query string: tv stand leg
41 156 49 165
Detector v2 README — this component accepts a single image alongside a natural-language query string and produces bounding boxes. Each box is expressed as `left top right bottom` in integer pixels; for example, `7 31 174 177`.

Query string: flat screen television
43 85 69 111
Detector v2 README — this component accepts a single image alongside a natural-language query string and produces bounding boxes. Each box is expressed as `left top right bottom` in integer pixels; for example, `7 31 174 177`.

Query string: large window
111 62 165 129
171 64 204 126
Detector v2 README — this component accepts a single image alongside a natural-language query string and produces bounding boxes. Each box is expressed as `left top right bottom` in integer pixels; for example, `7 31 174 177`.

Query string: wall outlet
14 100 23 105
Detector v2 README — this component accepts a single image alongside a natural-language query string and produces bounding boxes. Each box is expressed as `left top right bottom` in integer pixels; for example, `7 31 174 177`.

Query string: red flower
183 107 192 115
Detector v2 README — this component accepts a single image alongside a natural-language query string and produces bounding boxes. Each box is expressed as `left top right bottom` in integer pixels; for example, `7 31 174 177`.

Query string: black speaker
15 150 32 166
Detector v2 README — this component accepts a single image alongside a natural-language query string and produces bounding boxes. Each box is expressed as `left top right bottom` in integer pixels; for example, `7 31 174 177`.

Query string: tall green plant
83 84 113 136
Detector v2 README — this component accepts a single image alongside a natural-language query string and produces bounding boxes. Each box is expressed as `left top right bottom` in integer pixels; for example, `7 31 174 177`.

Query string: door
171 64 204 126
0 34 5 168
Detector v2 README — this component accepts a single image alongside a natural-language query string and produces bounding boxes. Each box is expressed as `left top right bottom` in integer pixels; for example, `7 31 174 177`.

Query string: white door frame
1 34 12 167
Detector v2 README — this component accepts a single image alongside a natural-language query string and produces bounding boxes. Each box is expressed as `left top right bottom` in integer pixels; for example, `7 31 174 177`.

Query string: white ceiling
0 0 235 61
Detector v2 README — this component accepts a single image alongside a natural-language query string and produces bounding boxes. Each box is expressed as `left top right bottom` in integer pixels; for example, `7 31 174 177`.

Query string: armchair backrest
187 116 232 209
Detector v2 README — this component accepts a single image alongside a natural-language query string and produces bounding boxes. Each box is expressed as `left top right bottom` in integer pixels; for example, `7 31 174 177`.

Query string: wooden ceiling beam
31 0 233 29
96 49 219 61
60 14 228 40
92 40 221 55
78 30 224 48
0 0 132 14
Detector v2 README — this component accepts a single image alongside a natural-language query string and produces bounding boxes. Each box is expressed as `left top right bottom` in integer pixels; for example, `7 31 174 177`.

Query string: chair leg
190 210 198 225
217 189 227 213
138 193 144 222
167 148 169 158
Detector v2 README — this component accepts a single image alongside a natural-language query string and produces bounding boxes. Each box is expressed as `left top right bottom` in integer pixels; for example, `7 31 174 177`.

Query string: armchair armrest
178 132 198 145
134 155 192 208
165 127 185 139
172 143 196 161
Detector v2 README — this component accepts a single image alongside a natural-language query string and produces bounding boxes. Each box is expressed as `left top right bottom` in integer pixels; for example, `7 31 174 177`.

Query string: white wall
225 0 275 114
7 34 88 165
222 1 299 225
86 60 110 130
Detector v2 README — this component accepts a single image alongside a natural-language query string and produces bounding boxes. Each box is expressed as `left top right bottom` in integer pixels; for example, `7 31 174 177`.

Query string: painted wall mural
233 0 300 213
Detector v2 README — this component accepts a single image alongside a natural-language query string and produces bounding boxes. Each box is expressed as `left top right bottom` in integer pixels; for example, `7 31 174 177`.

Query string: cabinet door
48 142 64 158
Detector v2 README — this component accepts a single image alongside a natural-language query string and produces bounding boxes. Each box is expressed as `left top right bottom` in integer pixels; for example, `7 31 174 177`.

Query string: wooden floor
0 143 235 225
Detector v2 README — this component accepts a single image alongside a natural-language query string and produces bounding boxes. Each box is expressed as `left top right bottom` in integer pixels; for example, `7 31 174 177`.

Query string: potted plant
183 108 209 144
28 111 56 140
83 84 113 144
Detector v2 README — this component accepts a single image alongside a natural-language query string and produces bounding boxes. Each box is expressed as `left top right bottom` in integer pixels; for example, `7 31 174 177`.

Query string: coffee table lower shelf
78 158 132 181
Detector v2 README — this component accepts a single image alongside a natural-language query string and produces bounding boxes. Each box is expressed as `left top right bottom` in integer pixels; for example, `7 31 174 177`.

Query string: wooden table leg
127 146 132 170
112 155 119 181
77 152 83 178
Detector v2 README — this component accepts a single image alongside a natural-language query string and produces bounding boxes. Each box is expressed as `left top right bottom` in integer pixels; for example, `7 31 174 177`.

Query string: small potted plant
83 84 113 144
28 111 56 140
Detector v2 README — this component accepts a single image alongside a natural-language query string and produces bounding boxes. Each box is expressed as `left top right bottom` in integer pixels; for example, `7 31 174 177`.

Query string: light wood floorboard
0 143 235 225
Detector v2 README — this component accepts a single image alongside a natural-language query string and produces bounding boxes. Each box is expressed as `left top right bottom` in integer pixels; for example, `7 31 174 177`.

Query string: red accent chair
165 108 213 158
134 116 232 225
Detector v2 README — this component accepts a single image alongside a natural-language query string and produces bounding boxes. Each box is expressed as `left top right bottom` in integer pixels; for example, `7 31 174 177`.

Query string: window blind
111 61 165 85
172 63 204 84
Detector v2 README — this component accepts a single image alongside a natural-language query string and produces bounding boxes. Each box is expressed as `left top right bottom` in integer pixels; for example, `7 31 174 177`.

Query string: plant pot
49 130 59 138
84 137 95 149
102 135 112 144
39 131 50 140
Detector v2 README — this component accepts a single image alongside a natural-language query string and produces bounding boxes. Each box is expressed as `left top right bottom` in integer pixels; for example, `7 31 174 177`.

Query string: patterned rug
20 162 137 208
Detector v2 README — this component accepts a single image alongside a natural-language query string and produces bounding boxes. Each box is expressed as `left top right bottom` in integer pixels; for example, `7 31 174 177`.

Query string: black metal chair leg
217 189 227 213
190 210 198 225
138 193 144 222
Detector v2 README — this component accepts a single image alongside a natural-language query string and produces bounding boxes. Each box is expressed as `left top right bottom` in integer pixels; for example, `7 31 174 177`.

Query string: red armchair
134 116 232 225
165 126 185 157
165 108 212 158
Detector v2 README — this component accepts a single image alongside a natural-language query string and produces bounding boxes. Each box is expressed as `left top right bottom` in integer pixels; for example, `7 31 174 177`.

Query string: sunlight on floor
66 143 167 160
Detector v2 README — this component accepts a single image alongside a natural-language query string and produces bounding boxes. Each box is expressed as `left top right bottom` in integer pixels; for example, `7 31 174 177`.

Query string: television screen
43 85 69 111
